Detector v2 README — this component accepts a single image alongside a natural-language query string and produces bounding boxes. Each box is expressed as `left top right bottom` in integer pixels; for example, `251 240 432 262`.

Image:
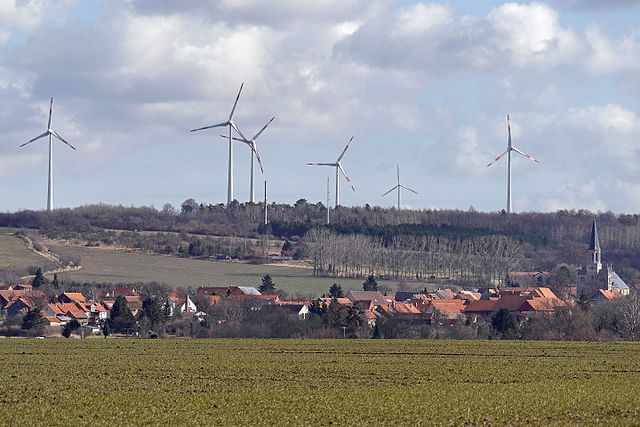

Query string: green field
48 244 417 297
0 233 57 275
0 339 638 425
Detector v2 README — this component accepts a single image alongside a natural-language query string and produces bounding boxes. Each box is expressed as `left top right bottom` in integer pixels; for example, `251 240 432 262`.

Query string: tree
618 293 640 340
161 300 172 321
181 198 198 214
21 307 45 330
260 274 276 294
362 275 378 291
31 267 46 289
492 308 516 335
62 319 81 338
329 283 344 298
52 273 60 289
101 320 111 338
282 241 293 252
141 297 163 327
109 295 135 333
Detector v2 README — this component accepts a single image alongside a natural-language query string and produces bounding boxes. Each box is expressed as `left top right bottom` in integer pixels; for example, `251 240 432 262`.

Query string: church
576 220 629 298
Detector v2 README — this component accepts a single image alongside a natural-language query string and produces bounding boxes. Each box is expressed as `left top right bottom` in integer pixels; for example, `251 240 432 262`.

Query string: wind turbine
20 97 76 211
190 83 249 206
220 116 275 203
382 164 418 210
307 136 356 207
486 115 540 213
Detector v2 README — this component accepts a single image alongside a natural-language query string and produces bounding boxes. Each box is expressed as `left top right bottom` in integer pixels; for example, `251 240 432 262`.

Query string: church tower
586 219 602 280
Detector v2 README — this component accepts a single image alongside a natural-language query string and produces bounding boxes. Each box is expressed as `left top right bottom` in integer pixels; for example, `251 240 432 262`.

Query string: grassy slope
0 339 639 425
0 233 57 274
48 244 425 297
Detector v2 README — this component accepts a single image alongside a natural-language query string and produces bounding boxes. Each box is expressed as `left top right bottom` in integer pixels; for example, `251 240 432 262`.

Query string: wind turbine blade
229 82 244 120
512 147 540 164
382 185 399 197
507 114 512 148
190 121 228 132
336 136 354 162
20 131 50 147
252 116 275 141
51 130 77 150
48 97 53 129
486 150 509 167
400 185 418 194
338 164 355 191
230 122 248 142
253 142 264 174
397 163 400 184
307 162 336 166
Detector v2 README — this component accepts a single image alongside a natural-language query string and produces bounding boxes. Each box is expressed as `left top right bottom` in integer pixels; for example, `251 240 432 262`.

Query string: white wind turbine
307 136 355 207
486 115 540 213
20 97 76 211
190 83 249 206
220 116 275 203
382 164 418 210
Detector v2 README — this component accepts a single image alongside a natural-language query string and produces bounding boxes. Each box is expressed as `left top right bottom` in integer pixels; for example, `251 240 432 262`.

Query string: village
0 219 634 338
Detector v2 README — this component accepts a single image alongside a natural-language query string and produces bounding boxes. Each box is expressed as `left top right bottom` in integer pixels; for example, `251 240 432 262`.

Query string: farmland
46 244 412 297
0 232 57 276
0 339 639 425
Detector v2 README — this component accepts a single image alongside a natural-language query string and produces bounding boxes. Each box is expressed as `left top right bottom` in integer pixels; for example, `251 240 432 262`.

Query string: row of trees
4 202 640 249
305 228 523 284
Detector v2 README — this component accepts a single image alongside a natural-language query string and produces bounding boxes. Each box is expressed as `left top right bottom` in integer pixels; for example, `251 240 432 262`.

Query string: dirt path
12 232 83 280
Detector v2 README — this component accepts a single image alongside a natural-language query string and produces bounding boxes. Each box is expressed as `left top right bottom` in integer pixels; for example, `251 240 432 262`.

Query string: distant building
576 220 629 298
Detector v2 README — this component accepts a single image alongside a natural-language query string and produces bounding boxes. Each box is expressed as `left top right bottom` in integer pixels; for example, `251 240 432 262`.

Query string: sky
2 0 640 214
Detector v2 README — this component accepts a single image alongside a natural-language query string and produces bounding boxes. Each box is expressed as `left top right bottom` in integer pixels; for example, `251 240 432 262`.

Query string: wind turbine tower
326 176 330 225
190 83 248 206
307 136 356 207
20 97 76 211
486 115 540 213
220 116 275 203
382 164 418 210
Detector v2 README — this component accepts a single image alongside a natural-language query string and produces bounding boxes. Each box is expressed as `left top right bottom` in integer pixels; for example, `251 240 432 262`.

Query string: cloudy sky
2 0 640 213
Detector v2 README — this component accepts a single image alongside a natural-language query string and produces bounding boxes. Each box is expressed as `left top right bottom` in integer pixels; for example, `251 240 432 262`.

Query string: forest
2 200 640 283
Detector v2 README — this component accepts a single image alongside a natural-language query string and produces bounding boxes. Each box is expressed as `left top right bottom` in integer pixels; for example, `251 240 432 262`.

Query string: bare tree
618 293 640 340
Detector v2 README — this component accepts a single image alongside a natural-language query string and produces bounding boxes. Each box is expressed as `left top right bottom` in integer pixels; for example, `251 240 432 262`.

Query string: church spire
589 219 601 251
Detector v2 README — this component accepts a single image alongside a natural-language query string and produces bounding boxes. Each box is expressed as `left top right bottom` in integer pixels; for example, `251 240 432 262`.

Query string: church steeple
588 219 601 269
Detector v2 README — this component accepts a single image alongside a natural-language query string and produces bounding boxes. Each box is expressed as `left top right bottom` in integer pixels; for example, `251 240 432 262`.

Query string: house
434 289 455 300
518 298 565 316
279 303 309 320
363 309 377 327
5 296 33 317
58 292 86 304
346 291 387 309
0 290 44 309
113 286 139 297
428 299 466 324
317 297 352 307
508 271 550 286
589 289 623 302
179 295 198 313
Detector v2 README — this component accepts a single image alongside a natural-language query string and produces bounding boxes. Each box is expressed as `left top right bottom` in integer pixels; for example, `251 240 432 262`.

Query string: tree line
305 228 523 284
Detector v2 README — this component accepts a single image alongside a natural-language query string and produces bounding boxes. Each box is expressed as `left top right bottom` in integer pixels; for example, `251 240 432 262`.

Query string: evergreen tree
31 268 46 289
362 275 378 291
142 297 162 327
329 283 344 298
62 319 81 338
259 274 276 294
109 295 135 333
492 308 516 334
21 307 45 330
101 320 111 338
52 273 60 289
